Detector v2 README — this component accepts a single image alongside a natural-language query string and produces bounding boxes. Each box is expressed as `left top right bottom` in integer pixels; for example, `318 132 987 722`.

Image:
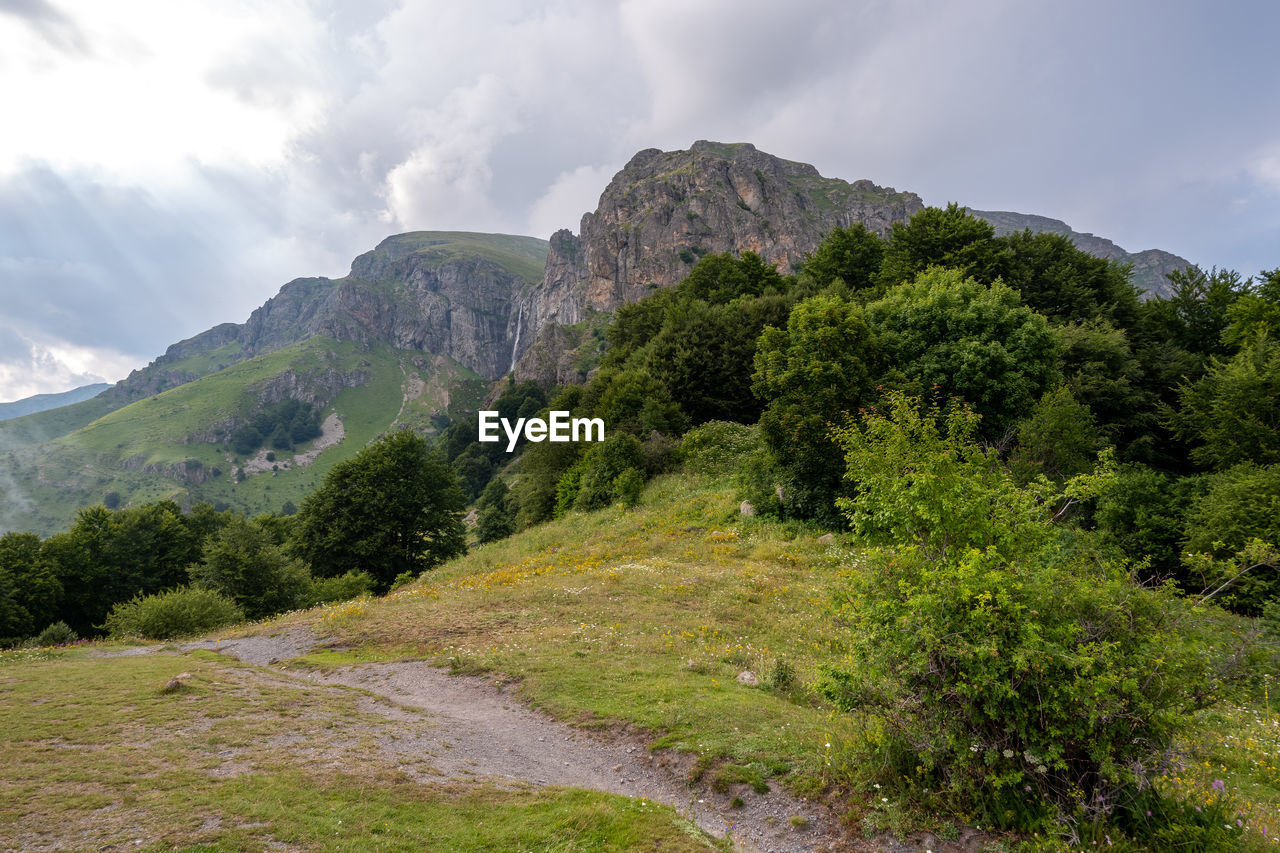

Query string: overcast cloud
1 0 1277 401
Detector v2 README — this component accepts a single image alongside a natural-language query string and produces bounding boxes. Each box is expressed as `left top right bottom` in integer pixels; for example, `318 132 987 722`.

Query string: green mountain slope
0 338 485 535
0 231 548 535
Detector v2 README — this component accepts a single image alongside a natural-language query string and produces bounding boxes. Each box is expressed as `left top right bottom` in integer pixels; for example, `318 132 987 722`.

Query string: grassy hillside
281 470 1280 849
363 231 549 285
7 464 1277 849
0 337 486 535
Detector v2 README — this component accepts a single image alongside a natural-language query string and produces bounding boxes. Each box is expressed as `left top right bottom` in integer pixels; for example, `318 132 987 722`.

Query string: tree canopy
294 429 466 590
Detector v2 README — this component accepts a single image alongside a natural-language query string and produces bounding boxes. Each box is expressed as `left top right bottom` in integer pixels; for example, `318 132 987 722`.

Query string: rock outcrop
513 141 924 367
106 233 549 404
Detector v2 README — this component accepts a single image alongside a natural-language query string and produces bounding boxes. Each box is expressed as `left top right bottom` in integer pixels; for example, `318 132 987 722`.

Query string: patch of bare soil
235 413 345 478
184 627 981 853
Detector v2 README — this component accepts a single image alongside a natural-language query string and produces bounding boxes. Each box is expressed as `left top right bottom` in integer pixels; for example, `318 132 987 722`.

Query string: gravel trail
187 627 854 852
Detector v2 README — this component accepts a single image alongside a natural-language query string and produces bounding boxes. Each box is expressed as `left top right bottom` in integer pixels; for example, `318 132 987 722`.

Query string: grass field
4 464 1278 850
0 340 483 533
290 470 1280 850
0 646 719 851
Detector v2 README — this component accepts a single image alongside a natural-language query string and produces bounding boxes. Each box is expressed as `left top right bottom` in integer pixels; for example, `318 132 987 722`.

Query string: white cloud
0 0 330 178
526 163 618 238
0 326 138 403
1252 144 1280 193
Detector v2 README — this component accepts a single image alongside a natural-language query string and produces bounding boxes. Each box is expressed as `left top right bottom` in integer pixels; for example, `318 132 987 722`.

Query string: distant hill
969 209 1191 299
0 383 109 421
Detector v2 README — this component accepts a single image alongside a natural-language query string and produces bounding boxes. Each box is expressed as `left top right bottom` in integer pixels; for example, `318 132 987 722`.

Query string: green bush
1095 464 1205 584
575 433 643 511
1182 463 1280 613
679 421 760 478
613 467 644 508
822 392 1252 835
189 516 312 619
307 570 374 606
32 620 78 646
104 587 243 640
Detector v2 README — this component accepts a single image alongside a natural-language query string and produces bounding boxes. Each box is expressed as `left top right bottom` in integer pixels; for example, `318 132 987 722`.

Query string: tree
676 251 786 304
474 479 516 544
1008 385 1103 485
1181 463 1280 614
866 267 1059 437
1224 268 1280 347
293 430 466 591
1168 331 1280 470
189 515 311 619
644 295 789 425
752 292 880 523
801 223 884 292
0 531 61 642
873 203 1002 291
992 230 1139 328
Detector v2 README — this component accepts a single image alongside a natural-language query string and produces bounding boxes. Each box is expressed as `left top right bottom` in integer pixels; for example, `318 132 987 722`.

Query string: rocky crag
509 141 924 382
103 232 548 404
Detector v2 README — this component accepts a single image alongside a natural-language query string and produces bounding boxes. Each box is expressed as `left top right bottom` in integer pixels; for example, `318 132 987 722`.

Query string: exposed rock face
240 251 521 380
514 141 924 364
107 233 548 404
101 145 1199 409
969 209 1192 299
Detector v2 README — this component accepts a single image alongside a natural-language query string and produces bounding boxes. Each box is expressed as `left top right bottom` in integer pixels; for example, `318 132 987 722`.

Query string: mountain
510 141 923 384
969 209 1190 298
0 384 109 421
0 233 545 534
0 143 1197 534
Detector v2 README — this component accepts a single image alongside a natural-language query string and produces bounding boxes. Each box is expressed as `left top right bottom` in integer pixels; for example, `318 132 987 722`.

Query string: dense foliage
229 399 323 456
822 393 1252 839
294 429 466 591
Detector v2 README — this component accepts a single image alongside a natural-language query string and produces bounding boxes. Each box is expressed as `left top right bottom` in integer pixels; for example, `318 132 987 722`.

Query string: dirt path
185 628 852 852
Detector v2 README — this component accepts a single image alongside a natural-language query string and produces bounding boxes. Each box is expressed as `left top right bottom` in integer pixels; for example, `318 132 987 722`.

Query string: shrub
613 467 644 508
821 392 1252 834
104 587 243 640
679 421 760 478
1182 463 1280 614
32 620 78 646
307 570 374 606
189 516 312 619
575 433 643 511
1095 464 1205 585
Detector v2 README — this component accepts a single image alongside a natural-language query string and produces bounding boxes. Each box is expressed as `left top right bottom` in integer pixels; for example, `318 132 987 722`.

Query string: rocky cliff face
513 141 924 365
240 249 523 380
106 233 548 404
969 210 1191 299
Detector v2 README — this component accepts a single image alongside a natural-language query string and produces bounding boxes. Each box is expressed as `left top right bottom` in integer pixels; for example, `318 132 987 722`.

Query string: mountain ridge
0 142 1198 532
0 383 109 421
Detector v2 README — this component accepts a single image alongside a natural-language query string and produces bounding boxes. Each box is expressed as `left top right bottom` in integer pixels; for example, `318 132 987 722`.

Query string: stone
736 670 759 686
817 533 835 544
739 501 755 517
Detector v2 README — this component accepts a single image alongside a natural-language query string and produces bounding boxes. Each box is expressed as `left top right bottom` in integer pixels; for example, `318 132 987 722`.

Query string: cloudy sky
1 0 1277 402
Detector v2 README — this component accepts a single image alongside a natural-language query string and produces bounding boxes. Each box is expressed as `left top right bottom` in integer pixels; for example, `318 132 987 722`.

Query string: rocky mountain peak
512 141 924 375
